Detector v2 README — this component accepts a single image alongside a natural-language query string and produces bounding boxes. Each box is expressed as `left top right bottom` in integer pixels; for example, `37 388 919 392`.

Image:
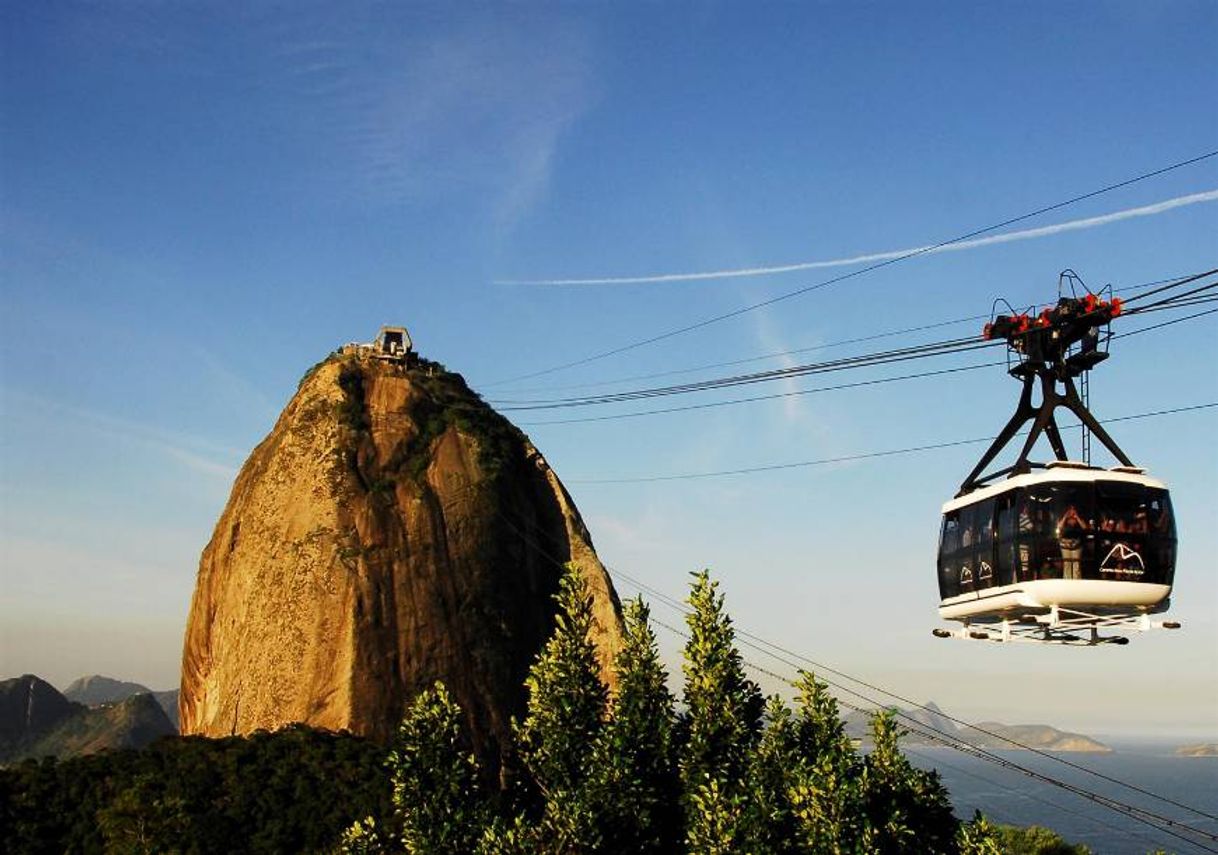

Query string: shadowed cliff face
180 356 623 770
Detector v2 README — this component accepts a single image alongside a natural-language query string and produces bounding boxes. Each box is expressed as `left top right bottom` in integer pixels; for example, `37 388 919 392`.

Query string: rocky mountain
0 675 79 759
0 675 174 763
63 675 180 731
845 701 1110 752
64 675 152 706
1176 743 1218 757
155 690 180 730
180 351 624 774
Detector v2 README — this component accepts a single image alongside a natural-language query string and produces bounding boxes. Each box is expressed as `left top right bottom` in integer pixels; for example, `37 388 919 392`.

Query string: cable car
934 273 1179 645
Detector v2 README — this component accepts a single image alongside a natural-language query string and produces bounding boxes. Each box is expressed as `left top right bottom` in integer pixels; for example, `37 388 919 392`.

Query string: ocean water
907 738 1218 855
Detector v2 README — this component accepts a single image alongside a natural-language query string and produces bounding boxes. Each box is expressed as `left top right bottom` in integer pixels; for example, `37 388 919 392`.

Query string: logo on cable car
978 562 993 582
1100 543 1145 577
959 566 973 585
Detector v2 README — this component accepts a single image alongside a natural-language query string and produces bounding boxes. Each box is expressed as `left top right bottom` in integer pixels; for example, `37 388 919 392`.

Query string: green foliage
387 682 489 855
685 776 755 855
749 695 800 852
600 598 681 854
993 822 1094 854
786 672 864 853
367 360 525 487
679 570 765 850
513 565 610 853
0 725 392 855
956 812 1003 855
860 710 958 854
337 817 387 855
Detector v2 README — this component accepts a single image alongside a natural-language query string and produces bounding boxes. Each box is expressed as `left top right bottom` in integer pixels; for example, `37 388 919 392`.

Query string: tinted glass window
972 499 996 588
938 512 961 599
996 493 1017 587
958 504 979 595
1095 483 1176 585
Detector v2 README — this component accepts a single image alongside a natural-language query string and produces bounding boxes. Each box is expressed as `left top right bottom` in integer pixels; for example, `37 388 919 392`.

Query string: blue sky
2 2 1216 738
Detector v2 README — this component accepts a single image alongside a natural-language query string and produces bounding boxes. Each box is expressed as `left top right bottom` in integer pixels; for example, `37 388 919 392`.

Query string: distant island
1176 743 1218 757
969 722 1110 753
845 701 1111 753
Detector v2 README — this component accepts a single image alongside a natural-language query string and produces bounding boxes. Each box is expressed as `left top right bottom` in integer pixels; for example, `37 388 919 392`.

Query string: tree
993 823 1094 854
513 564 610 853
599 597 682 854
96 772 193 855
956 812 1003 855
679 570 766 852
388 682 489 855
860 710 956 855
787 672 864 854
750 694 800 853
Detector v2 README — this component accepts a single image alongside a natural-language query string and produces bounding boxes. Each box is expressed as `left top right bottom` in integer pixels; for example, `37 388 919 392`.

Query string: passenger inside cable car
937 481 1176 600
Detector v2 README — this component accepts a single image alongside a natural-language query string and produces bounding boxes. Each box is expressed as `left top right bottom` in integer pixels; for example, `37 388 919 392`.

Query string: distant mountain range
0 674 176 764
844 701 1112 753
63 674 179 730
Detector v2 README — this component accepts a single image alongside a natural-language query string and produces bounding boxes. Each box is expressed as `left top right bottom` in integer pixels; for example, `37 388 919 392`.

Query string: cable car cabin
937 463 1176 624
933 277 1184 643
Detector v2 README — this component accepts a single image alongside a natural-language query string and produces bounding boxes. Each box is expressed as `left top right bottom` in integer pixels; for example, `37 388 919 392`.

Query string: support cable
518 362 1003 427
492 337 995 409
492 270 1209 397
486 152 1218 387
492 275 1217 413
516 298 1217 426
568 402 1217 484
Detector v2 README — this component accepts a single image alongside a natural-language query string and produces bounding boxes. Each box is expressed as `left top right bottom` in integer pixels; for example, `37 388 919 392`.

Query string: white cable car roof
941 464 1168 515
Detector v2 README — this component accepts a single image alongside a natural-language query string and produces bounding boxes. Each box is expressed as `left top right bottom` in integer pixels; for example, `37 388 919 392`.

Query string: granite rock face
180 355 623 771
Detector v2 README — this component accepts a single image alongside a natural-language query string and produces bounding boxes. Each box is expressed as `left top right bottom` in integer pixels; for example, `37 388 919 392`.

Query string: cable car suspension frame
958 271 1131 497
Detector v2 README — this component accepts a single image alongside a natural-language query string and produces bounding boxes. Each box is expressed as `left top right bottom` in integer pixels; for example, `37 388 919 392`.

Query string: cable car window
996 493 1017 586
1095 482 1174 584
1021 487 1059 580
938 512 961 599
1149 492 1177 586
1054 483 1093 581
958 504 978 595
973 498 996 589
1015 489 1036 582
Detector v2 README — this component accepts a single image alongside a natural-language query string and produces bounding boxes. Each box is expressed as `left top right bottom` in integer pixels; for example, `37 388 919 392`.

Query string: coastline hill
179 349 624 773
64 674 179 731
0 675 174 763
845 701 1111 753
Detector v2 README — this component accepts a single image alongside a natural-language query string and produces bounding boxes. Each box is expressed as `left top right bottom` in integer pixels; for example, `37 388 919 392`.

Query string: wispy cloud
275 14 594 229
749 309 810 424
497 189 1218 285
2 389 240 480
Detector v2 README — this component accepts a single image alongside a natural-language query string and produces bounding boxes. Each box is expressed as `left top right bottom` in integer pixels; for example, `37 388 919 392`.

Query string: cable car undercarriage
934 272 1180 646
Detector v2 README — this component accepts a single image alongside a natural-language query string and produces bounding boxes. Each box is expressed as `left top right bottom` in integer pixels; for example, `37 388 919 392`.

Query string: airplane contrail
496 188 1218 286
